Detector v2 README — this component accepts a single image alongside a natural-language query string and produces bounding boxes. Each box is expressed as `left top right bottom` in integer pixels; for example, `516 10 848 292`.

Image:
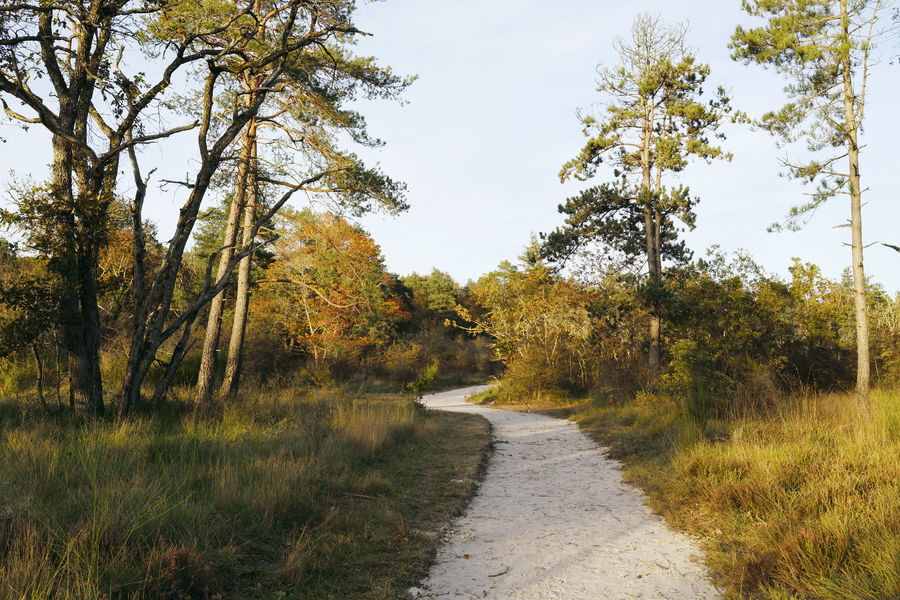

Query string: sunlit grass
0 385 491 599
573 389 900 599
331 399 415 455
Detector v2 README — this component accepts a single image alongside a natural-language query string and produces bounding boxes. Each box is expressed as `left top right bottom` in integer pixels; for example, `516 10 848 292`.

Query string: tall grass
331 399 415 455
0 385 491 599
574 389 900 599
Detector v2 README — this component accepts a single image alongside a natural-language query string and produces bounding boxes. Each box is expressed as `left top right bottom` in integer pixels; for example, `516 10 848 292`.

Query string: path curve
412 386 721 600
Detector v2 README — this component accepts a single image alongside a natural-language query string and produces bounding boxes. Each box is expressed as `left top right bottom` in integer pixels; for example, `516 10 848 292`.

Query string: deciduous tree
255 210 405 368
458 244 596 395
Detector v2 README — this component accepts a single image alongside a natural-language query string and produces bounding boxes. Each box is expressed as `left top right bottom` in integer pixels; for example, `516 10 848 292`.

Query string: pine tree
731 0 889 406
556 13 739 380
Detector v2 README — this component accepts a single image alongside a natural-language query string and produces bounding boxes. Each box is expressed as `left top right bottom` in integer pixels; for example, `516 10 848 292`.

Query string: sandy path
411 386 721 600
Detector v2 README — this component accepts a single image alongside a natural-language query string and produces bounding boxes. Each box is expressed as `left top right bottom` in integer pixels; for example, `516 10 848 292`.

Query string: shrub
661 339 735 422
383 342 423 385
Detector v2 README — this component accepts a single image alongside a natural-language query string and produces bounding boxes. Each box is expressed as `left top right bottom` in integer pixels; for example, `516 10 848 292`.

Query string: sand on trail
411 386 722 600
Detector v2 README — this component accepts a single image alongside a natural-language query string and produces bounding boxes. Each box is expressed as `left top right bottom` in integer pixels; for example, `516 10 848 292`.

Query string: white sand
410 386 722 600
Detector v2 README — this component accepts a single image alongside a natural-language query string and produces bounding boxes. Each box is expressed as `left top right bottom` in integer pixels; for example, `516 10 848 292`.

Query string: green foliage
542 182 693 269
731 0 886 227
664 248 884 403
488 242 896 412
459 244 597 399
560 14 735 182
402 269 459 323
191 195 274 278
661 339 736 422
668 251 793 384
151 0 412 219
0 242 60 358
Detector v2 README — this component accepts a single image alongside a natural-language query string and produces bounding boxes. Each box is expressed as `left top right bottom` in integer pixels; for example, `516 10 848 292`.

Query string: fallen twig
347 493 376 500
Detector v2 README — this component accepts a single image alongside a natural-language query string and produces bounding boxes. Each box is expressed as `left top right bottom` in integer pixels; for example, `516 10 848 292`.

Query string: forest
0 0 897 599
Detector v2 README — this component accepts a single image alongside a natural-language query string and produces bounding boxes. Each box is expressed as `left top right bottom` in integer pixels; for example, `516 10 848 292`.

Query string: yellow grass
573 389 900 599
0 386 491 599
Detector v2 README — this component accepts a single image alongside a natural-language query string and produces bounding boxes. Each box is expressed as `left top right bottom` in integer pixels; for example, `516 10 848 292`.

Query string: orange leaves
253 210 402 359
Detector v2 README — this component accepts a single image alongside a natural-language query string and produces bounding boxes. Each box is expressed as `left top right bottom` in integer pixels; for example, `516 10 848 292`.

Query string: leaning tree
0 0 241 413
188 1 410 403
122 0 411 412
0 0 408 413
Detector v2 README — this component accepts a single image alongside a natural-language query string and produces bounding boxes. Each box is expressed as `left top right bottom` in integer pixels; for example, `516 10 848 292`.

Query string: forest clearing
1 0 899 598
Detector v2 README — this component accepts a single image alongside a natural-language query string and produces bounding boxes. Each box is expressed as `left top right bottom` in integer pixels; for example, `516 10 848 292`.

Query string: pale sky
349 0 900 292
1 1 897 292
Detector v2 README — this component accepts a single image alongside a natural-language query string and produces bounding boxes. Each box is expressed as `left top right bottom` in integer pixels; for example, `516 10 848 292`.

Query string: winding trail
412 386 721 600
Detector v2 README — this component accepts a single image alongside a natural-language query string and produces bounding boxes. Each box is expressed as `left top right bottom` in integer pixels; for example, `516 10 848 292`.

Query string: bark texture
222 137 259 397
196 125 255 403
840 0 870 405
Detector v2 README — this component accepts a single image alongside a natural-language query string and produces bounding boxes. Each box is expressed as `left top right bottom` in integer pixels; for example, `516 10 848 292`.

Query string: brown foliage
144 544 221 600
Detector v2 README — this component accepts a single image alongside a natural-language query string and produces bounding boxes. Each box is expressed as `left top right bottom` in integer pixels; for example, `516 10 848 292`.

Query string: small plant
144 544 221 600
405 358 440 401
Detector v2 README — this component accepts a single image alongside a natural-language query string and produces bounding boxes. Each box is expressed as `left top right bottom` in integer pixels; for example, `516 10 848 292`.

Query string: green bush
661 339 736 422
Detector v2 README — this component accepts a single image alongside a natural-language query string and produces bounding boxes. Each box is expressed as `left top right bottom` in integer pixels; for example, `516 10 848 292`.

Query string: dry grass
573 389 900 599
0 385 491 599
331 399 415 455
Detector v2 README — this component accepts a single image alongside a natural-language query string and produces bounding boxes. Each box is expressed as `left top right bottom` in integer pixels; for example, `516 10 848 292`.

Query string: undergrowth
0 384 491 599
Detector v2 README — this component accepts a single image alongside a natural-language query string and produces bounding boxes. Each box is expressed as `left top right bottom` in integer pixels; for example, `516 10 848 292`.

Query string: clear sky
0 1 896 292
348 0 900 292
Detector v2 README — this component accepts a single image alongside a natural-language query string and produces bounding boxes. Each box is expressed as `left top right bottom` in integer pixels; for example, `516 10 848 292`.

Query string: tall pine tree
554 13 738 380
731 0 889 406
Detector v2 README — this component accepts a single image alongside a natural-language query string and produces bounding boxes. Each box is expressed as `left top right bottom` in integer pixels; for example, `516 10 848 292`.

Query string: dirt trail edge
410 386 721 600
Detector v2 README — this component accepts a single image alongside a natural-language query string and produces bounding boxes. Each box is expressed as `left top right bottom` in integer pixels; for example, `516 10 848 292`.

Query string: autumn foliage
256 211 407 366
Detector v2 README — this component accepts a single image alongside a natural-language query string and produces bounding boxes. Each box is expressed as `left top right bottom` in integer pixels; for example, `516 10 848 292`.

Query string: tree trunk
196 125 255 403
120 125 226 413
840 0 870 407
222 137 259 397
153 316 199 405
31 342 47 410
54 332 63 409
640 104 661 380
847 141 870 406
76 261 105 414
121 68 269 413
52 133 105 415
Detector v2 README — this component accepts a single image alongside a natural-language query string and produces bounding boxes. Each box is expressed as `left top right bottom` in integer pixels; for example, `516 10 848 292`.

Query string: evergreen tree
554 13 739 380
731 0 889 405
